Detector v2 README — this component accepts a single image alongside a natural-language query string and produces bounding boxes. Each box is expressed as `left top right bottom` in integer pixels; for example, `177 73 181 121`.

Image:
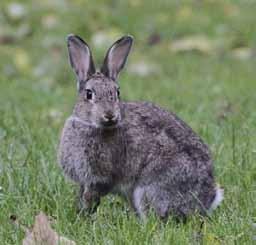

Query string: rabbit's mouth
100 116 120 129
100 119 119 129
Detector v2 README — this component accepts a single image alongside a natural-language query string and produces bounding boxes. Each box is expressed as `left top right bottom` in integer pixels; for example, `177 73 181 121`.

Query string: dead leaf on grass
0 35 16 44
170 35 214 55
223 3 240 17
176 6 193 20
147 32 161 46
14 48 30 72
6 3 27 21
91 29 123 49
128 61 159 77
41 15 59 30
22 212 76 245
231 47 254 60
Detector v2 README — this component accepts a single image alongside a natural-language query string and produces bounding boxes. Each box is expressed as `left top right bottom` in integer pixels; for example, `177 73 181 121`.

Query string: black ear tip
66 34 90 48
66 34 76 42
114 35 134 46
112 35 133 49
123 35 134 43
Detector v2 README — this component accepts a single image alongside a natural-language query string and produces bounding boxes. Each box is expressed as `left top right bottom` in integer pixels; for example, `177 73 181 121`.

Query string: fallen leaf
0 35 16 44
223 3 240 17
41 15 59 30
14 49 30 72
128 61 158 77
22 212 76 245
176 6 193 20
147 32 161 46
6 3 27 21
170 35 214 54
91 29 123 49
231 47 254 60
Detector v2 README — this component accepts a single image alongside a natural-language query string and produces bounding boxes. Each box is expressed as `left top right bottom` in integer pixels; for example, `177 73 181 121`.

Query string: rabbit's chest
84 140 118 163
82 130 125 176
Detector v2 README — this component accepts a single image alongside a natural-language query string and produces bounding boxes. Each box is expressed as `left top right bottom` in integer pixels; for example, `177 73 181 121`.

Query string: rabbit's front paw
78 186 100 214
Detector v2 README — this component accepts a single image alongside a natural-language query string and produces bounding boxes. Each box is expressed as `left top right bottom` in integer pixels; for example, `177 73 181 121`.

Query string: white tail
209 184 224 213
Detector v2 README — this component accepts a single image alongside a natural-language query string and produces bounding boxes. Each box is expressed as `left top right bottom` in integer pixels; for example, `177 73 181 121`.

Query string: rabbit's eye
85 89 93 100
117 89 120 98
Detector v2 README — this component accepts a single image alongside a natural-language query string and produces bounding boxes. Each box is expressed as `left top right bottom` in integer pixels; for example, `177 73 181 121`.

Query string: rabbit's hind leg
142 183 189 221
78 185 100 214
132 186 148 220
144 186 171 221
132 185 171 221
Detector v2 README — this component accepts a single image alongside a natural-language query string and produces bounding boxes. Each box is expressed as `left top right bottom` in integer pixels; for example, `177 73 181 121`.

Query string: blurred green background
0 0 256 244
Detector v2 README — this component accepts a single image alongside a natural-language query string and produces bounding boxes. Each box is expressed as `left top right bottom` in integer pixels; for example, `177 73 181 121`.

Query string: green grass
0 0 256 244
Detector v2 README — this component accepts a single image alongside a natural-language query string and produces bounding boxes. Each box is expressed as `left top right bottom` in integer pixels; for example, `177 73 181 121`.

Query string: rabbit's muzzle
100 111 120 128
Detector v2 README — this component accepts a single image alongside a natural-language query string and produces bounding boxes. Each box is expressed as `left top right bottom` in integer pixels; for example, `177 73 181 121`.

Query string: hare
58 34 223 220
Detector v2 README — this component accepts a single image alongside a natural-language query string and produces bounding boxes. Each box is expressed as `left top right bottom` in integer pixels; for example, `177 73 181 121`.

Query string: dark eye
85 89 93 100
117 89 120 98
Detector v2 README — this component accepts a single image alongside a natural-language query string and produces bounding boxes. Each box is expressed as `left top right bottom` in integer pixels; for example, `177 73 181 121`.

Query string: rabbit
58 34 223 220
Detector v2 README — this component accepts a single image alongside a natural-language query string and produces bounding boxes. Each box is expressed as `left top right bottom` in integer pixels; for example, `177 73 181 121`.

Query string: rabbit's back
120 101 216 213
122 101 212 168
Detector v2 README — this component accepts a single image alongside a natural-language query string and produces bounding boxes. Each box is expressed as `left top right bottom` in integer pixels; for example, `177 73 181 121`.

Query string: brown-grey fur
58 34 221 220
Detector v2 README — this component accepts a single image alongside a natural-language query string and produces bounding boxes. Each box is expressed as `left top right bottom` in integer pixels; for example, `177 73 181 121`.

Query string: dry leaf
22 212 76 245
128 61 158 77
91 29 123 49
147 33 161 46
41 15 59 30
170 36 214 54
224 3 240 17
0 35 16 44
176 6 193 20
231 47 254 60
7 3 27 21
14 49 30 72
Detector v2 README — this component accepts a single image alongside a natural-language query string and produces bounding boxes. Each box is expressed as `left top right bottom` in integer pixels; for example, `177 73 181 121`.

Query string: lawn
0 0 256 244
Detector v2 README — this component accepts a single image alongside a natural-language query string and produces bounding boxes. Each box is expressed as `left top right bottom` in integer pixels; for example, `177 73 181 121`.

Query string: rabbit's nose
103 112 116 121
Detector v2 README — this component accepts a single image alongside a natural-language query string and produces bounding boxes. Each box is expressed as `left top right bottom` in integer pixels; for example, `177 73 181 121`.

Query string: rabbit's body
58 35 223 219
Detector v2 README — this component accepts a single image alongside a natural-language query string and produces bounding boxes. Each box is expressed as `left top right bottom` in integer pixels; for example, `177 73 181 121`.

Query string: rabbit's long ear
101 35 133 81
67 34 95 85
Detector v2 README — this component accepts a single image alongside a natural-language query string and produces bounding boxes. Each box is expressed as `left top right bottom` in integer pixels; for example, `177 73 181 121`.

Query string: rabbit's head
67 35 133 129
